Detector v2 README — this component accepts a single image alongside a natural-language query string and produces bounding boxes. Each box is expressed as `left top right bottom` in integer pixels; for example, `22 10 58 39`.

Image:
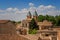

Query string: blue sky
0 0 60 21
0 0 60 9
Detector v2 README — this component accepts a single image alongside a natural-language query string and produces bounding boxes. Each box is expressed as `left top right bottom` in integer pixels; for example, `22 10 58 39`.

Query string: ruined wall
53 28 60 40
0 22 16 34
0 21 29 40
0 34 29 40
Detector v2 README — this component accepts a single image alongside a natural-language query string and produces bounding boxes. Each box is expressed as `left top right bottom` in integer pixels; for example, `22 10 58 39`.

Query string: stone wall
0 34 29 40
53 28 60 40
0 20 29 40
0 22 16 34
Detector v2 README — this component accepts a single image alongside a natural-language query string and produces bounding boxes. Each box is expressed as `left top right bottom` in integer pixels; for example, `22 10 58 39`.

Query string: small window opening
45 34 49 36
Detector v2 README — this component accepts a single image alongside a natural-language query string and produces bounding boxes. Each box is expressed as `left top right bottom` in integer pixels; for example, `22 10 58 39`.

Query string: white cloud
6 8 13 11
21 8 28 13
36 5 60 16
0 3 60 21
29 3 34 7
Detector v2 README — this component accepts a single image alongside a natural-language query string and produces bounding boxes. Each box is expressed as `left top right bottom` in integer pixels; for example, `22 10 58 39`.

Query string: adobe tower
33 11 38 20
27 11 32 19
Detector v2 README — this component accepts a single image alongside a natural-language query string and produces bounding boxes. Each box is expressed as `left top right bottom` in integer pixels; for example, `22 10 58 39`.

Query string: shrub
28 29 37 34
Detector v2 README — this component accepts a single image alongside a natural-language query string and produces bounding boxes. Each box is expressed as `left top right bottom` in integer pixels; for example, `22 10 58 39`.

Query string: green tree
29 29 37 34
29 18 38 30
17 21 21 24
45 15 56 24
55 15 60 26
11 21 16 24
37 15 45 22
45 15 49 20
